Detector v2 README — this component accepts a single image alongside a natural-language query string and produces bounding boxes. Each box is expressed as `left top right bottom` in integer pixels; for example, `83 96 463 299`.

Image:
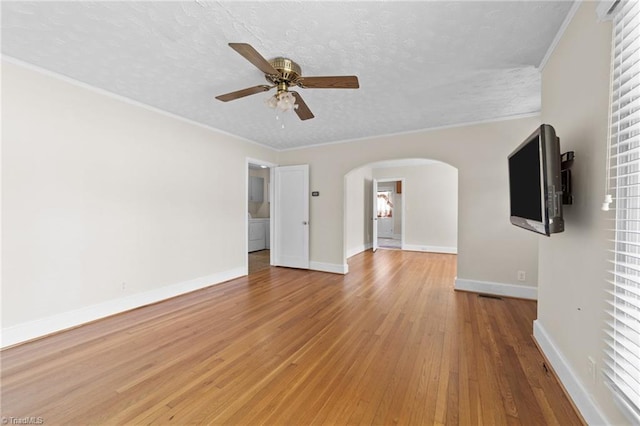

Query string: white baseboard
310 261 348 275
346 242 373 258
454 278 537 300
1 267 245 348
533 320 609 425
403 244 457 254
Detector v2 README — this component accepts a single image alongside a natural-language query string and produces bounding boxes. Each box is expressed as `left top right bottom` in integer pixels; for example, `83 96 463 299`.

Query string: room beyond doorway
249 250 271 274
374 178 404 251
246 157 276 276
378 236 402 249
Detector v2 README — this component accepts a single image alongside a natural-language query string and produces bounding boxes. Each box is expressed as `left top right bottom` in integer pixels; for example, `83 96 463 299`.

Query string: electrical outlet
587 356 596 383
517 270 526 281
122 282 126 291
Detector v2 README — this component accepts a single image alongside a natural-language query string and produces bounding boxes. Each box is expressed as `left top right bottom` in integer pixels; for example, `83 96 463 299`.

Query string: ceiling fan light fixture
267 91 298 112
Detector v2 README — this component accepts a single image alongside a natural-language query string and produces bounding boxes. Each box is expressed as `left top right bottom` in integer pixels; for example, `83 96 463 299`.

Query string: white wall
373 162 458 253
1 61 277 346
344 166 373 258
535 2 629 424
278 116 541 290
0 60 540 345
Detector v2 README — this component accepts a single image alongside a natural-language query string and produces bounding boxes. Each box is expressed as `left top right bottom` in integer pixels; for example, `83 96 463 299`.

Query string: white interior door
372 179 378 252
273 165 309 269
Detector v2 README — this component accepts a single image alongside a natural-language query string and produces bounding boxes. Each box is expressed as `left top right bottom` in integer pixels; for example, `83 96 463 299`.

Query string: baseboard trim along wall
309 261 349 275
533 320 609 425
1 267 245 348
454 278 537 300
403 244 458 254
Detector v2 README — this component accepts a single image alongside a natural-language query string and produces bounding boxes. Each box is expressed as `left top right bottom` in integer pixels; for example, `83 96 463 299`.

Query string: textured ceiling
1 1 574 150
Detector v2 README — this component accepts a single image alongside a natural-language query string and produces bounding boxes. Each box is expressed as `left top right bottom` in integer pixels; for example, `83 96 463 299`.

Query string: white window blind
605 0 640 422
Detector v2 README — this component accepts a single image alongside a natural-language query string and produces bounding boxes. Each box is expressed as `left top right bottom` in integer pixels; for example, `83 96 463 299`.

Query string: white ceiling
1 1 574 150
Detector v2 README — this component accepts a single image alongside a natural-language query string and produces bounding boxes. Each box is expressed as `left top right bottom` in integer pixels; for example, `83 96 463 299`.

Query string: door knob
303 221 308 225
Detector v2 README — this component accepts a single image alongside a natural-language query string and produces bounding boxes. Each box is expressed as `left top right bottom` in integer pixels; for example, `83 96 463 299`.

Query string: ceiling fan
215 43 359 121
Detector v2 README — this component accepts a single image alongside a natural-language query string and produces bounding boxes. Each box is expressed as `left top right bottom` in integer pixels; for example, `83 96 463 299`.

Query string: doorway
247 159 274 275
246 159 310 275
375 179 404 250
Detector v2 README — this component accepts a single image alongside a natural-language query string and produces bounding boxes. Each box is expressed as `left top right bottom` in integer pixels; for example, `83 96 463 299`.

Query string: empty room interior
2 1 638 425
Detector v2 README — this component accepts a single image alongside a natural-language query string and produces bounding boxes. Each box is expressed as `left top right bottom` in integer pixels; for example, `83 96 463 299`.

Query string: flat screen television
508 124 564 236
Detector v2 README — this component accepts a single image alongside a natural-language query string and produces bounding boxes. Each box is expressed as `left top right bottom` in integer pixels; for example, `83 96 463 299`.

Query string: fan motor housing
266 57 301 85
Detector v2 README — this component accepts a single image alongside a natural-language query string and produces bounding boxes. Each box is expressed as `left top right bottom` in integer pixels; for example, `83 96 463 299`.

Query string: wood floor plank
1 250 583 425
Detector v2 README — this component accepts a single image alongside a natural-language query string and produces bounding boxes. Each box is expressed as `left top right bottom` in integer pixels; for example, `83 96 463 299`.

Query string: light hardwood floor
1 250 582 425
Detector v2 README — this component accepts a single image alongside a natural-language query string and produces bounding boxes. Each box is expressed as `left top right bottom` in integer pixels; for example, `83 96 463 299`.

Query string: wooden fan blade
291 92 314 120
228 43 280 76
297 76 359 89
215 85 272 102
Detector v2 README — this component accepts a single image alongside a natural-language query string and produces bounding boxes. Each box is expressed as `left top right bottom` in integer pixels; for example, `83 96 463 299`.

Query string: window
604 0 640 421
377 191 393 218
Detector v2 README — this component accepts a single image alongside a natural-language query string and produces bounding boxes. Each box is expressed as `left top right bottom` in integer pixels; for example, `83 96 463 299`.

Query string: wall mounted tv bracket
561 151 574 205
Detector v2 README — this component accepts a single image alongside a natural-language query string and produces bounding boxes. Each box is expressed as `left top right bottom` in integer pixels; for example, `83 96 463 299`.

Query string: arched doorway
344 158 458 261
